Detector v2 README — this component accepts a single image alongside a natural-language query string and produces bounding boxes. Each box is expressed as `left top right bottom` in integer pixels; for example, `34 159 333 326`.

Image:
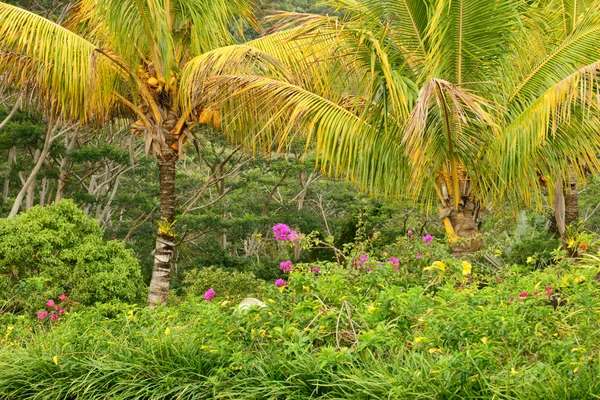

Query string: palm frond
0 2 121 121
203 74 417 202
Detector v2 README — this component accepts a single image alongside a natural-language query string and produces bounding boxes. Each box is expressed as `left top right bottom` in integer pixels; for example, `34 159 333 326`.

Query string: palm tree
0 0 295 306
201 0 600 255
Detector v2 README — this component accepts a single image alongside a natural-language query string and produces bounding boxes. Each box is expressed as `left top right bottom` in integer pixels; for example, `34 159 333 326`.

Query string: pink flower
58 309 65 315
389 257 399 265
311 267 320 274
46 299 55 308
37 311 48 319
273 224 292 241
407 229 413 237
275 278 286 287
366 268 372 273
416 253 422 260
54 305 59 311
49 314 58 321
280 260 293 273
73 302 78 305
357 253 369 267
519 292 528 298
203 288 216 302
533 291 538 296
58 294 67 301
423 234 434 244
545 285 552 297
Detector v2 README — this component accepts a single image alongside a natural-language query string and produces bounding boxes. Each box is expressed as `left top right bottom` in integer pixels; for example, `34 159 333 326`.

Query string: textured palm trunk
148 157 177 307
442 201 483 258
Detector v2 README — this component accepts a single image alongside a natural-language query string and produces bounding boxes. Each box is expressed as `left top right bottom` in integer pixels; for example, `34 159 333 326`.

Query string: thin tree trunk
25 149 41 210
39 177 48 206
8 122 57 218
54 128 79 203
2 146 16 203
148 157 177 307
0 94 21 131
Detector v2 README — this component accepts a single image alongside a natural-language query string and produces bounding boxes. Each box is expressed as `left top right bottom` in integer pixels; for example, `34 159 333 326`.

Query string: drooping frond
403 78 499 207
178 44 295 112
0 2 122 121
499 60 600 203
506 6 600 112
202 74 416 202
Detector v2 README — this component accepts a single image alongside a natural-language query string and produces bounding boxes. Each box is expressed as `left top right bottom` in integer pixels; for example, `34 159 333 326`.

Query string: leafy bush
0 200 145 313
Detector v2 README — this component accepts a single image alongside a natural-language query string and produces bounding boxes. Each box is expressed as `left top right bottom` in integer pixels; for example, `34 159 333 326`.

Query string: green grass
1 259 600 399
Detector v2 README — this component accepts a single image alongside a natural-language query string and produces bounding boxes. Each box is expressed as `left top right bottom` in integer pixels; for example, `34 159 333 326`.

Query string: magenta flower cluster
423 234 434 246
280 260 293 273
37 295 72 320
204 288 216 302
311 267 320 274
272 223 300 242
275 278 286 287
357 253 369 267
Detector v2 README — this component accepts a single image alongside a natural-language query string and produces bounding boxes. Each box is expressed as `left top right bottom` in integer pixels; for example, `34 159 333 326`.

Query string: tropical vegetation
3 0 600 398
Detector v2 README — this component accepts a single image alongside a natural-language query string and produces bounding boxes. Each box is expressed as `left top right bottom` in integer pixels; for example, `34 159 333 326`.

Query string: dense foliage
2 234 600 398
0 200 145 313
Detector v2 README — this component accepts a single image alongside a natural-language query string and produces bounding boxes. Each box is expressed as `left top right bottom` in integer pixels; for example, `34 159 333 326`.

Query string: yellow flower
164 327 171 335
52 355 58 366
480 337 488 344
428 347 443 354
526 256 535 265
367 305 378 312
461 261 472 276
127 310 134 320
303 285 310 292
414 336 427 343
511 368 518 375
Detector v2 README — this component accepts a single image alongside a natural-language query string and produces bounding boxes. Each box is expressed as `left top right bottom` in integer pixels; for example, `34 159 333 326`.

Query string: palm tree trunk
446 206 482 257
148 157 177 307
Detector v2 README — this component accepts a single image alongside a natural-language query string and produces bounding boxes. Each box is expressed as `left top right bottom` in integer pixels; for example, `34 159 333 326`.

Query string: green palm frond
424 0 519 85
0 2 122 121
499 60 600 202
203 74 415 201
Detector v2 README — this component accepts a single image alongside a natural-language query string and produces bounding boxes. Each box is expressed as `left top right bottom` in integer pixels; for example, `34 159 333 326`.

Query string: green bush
0 200 145 313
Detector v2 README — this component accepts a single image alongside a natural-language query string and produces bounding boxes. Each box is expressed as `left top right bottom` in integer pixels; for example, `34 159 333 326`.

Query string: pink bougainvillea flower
275 278 286 287
394 265 399 271
366 268 372 273
311 267 320 274
203 288 216 302
37 311 48 319
423 234 434 243
280 260 293 273
519 292 528 298
357 253 369 267
272 223 292 241
389 257 399 265
46 299 55 308
54 305 60 311
58 309 65 315
416 253 422 260
58 294 67 301
545 285 552 297
533 291 538 296
407 229 413 237
49 314 58 321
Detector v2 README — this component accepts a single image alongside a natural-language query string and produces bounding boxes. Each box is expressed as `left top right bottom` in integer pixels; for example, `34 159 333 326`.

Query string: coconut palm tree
200 0 600 255
0 0 300 306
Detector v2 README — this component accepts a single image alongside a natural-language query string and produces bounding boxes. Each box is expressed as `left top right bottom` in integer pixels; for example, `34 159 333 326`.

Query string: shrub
0 200 145 314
